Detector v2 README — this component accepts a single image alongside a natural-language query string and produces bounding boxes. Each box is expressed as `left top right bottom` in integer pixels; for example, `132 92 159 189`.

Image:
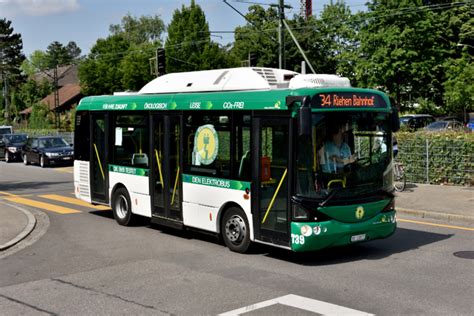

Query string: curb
0 203 37 251
397 207 474 225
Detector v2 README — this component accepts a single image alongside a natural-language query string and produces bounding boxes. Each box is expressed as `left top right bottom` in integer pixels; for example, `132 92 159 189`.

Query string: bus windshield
296 112 392 200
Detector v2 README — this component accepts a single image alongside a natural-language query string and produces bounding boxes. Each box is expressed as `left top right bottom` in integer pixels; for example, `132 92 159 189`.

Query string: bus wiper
319 188 340 207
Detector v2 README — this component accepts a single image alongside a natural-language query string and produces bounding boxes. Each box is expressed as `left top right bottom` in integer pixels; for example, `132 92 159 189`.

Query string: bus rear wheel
112 187 135 226
221 207 251 253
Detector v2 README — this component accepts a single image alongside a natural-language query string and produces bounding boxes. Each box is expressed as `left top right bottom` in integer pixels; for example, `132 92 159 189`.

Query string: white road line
219 294 373 316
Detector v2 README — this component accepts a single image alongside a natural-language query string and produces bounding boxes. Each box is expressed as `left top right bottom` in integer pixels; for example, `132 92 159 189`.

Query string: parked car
22 136 74 168
0 133 28 162
0 125 13 136
399 114 435 131
467 117 474 132
424 120 465 132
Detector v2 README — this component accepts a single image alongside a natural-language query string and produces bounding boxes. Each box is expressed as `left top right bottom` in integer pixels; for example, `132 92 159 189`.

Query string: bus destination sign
312 92 386 109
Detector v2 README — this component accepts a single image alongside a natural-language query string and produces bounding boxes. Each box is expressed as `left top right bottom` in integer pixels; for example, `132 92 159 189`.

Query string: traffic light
249 52 257 67
157 48 165 76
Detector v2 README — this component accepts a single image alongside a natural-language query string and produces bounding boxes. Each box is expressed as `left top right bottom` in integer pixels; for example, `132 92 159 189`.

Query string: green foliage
45 41 81 68
165 0 230 72
79 14 165 95
28 103 53 129
79 35 130 95
120 42 155 91
0 18 25 77
109 13 165 45
397 131 474 186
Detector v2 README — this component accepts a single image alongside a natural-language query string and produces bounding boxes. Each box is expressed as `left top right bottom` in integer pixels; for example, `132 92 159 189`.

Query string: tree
354 1 472 112
231 5 279 68
45 41 73 68
79 35 130 95
110 13 165 45
120 42 156 91
0 18 25 123
165 0 230 72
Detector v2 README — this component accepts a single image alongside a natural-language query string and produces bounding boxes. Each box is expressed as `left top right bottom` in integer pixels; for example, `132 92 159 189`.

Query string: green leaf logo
170 102 177 110
274 100 281 109
131 102 138 110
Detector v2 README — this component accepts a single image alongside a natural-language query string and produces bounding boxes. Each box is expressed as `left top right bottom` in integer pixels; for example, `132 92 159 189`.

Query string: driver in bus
319 125 356 173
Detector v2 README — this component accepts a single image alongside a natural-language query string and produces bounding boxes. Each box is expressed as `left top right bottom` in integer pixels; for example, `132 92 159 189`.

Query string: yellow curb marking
5 197 81 214
39 194 110 210
398 218 474 232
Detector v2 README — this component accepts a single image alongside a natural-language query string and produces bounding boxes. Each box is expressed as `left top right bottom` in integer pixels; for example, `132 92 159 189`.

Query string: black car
0 134 28 162
399 114 435 131
22 136 74 168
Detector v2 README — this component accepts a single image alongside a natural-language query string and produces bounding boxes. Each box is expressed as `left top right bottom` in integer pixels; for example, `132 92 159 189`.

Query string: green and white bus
74 67 399 253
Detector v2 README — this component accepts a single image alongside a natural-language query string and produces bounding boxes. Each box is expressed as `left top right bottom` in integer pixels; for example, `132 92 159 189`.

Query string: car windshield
5 134 27 144
426 121 447 130
0 127 12 135
296 112 392 200
39 137 69 148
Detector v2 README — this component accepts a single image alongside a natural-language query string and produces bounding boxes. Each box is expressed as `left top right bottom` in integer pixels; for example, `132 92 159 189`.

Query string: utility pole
278 0 285 69
54 66 60 129
3 75 10 124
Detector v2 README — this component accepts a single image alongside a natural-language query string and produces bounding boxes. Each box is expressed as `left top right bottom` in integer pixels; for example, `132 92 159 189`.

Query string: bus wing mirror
298 97 312 137
391 107 400 132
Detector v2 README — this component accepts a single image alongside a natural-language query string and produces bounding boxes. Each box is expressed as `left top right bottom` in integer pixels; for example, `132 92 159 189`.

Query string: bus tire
112 187 134 226
221 207 251 253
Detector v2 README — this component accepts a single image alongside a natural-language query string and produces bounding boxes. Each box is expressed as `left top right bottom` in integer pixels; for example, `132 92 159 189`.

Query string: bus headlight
300 225 312 237
292 205 309 220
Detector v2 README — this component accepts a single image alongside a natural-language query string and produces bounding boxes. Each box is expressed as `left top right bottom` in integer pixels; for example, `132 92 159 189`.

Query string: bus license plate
351 234 366 242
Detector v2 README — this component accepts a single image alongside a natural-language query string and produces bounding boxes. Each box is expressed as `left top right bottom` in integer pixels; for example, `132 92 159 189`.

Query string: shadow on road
265 227 453 265
88 210 453 264
0 181 71 193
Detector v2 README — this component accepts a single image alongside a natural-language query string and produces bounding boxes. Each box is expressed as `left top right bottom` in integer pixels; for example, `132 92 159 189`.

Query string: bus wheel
222 207 251 253
112 187 134 226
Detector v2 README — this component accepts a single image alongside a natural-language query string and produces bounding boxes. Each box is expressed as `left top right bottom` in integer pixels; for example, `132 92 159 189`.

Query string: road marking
398 218 474 232
0 191 17 197
39 194 110 210
219 294 372 315
5 197 81 214
55 167 74 174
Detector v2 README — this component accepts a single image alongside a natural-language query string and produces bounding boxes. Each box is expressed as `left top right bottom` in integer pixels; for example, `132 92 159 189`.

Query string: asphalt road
0 162 473 315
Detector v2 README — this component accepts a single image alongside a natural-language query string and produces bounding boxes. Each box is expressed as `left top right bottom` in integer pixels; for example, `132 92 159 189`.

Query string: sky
1 0 368 57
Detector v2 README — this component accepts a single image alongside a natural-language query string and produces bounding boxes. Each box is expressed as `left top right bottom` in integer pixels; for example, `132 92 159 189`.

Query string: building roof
20 84 82 115
33 65 79 87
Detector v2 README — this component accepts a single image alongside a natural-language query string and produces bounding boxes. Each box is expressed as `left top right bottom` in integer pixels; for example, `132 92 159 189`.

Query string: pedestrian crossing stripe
3 193 111 215
5 197 82 214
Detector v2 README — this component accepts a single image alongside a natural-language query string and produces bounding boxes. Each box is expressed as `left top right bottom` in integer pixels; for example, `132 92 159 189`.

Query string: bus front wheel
112 187 135 226
221 207 251 253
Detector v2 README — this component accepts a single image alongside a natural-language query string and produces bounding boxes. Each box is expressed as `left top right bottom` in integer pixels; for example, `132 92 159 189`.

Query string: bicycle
393 160 406 192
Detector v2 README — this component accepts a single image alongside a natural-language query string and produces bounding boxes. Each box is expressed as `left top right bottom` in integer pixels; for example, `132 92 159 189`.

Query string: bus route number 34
291 234 305 245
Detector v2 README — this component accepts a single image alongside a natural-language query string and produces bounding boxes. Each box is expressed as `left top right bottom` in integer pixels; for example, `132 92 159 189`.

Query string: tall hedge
397 131 473 186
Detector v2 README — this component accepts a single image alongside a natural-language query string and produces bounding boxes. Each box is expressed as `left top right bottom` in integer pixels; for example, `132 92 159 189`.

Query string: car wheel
5 151 10 163
221 207 251 253
112 187 135 226
23 153 29 165
40 155 48 168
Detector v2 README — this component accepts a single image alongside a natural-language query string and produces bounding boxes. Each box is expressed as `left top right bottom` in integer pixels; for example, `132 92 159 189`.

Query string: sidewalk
395 183 474 224
0 202 36 251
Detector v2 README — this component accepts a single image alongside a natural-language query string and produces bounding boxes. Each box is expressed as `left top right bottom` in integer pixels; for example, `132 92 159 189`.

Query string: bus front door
253 117 292 247
90 113 108 203
151 115 182 222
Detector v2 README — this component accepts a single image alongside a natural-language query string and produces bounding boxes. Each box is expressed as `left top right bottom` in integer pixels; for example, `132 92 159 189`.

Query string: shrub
397 131 473 186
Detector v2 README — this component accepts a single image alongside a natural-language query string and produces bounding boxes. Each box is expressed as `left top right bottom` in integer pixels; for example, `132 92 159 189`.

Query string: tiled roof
33 65 79 86
20 84 82 115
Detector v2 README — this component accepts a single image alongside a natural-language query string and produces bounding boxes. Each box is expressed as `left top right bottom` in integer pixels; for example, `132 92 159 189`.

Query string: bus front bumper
290 210 397 252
